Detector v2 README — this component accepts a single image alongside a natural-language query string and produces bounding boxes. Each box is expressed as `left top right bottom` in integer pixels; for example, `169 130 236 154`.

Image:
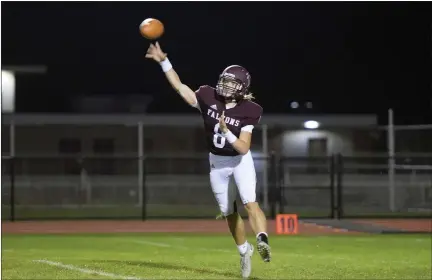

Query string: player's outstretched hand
145 42 167 62
219 111 228 133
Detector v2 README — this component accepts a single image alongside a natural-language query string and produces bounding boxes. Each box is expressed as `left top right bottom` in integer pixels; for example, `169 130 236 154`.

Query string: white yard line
34 260 143 280
135 241 172 248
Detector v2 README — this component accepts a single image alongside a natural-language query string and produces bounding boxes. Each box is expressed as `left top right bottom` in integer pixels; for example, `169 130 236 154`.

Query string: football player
146 42 271 278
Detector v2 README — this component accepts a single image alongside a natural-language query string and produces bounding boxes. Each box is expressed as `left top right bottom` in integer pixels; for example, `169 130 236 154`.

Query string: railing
2 155 431 221
3 122 432 159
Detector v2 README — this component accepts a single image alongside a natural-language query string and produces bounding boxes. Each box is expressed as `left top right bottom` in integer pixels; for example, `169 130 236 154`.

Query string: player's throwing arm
145 42 198 108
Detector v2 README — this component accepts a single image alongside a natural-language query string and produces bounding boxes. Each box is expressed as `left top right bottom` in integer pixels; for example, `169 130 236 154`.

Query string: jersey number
213 123 226 148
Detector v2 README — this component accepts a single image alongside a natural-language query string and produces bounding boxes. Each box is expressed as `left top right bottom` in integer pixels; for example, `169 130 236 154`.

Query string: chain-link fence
2 118 431 220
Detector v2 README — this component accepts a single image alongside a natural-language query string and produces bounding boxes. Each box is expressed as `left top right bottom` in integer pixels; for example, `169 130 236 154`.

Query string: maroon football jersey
195 85 263 156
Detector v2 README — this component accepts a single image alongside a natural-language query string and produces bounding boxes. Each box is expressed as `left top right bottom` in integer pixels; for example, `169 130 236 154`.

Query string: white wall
280 130 354 157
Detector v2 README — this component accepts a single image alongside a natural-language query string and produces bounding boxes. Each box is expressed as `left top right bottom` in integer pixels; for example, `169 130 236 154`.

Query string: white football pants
209 151 257 216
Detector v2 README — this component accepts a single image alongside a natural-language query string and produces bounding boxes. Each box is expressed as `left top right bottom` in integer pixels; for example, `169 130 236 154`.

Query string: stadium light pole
1 65 48 157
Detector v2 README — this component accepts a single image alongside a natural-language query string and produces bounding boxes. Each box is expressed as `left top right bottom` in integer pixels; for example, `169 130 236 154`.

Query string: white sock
237 241 249 255
256 232 268 238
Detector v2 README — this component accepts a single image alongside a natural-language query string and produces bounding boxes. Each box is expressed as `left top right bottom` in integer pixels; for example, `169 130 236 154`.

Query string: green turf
2 234 431 279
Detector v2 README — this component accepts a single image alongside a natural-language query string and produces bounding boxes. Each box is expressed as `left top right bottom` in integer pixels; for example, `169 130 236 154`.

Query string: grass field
2 233 431 279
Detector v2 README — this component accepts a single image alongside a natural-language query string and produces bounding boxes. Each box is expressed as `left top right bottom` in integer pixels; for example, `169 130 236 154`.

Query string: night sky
2 1 431 124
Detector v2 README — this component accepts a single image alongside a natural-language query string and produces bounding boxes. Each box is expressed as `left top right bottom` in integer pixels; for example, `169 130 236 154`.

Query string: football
139 18 164 40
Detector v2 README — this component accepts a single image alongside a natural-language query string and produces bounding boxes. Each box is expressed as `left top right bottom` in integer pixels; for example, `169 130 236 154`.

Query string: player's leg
225 188 247 247
209 167 253 278
225 199 254 278
233 151 271 262
210 168 248 247
232 152 268 234
210 167 250 250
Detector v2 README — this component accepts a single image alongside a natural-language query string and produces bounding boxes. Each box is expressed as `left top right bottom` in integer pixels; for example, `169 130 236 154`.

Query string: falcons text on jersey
195 85 263 156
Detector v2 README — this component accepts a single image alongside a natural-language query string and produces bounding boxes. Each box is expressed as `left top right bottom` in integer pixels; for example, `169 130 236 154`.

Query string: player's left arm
219 111 257 155
230 130 253 155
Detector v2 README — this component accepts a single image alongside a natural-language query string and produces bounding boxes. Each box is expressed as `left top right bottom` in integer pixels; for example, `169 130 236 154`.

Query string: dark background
2 1 431 124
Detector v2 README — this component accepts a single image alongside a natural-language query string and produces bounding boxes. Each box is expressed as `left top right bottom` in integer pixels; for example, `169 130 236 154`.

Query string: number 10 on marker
276 214 298 235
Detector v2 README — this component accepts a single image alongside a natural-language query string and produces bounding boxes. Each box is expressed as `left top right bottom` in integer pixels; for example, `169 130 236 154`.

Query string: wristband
160 58 173 73
223 130 238 144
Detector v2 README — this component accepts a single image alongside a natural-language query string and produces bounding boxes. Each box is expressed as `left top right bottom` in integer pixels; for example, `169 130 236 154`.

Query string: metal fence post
141 157 147 221
388 109 396 212
9 120 16 221
9 157 15 221
329 154 336 219
336 154 344 219
10 120 15 158
278 154 284 214
138 121 144 209
269 151 277 219
261 124 269 210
